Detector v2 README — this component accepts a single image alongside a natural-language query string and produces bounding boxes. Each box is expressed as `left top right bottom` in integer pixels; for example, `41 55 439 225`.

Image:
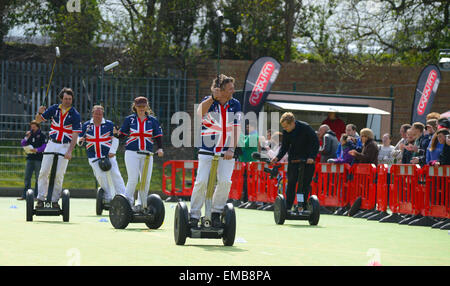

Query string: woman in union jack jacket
78 105 126 203
118 97 164 210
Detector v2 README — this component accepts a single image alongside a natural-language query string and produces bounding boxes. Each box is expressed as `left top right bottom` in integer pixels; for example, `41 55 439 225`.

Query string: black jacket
22 130 47 161
276 120 319 162
439 143 450 165
319 130 338 163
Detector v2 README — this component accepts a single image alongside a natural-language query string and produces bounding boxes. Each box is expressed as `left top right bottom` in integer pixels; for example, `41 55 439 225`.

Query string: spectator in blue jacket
336 124 362 159
427 128 449 165
328 134 356 164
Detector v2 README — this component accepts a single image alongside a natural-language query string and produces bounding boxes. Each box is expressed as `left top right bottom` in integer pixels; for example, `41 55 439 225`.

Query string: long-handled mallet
215 10 224 87
203 153 223 227
95 61 120 105
43 46 60 107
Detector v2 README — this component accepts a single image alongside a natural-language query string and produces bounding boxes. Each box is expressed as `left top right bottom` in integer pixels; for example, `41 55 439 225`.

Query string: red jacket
322 117 346 141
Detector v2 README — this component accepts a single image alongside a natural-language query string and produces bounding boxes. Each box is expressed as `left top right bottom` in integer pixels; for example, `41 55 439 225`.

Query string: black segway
92 157 115 215
272 159 320 225
26 152 70 222
109 151 165 229
174 152 236 246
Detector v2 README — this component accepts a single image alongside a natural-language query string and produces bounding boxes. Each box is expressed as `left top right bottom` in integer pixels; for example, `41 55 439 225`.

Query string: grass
1 197 449 266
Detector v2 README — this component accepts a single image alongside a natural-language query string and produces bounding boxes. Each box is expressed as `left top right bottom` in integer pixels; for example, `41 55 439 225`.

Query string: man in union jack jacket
78 105 126 204
190 74 242 228
34 87 81 208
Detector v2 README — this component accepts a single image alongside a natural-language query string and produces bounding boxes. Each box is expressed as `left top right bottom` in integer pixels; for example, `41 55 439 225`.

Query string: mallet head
104 61 119 72
216 10 223 19
55 46 60 58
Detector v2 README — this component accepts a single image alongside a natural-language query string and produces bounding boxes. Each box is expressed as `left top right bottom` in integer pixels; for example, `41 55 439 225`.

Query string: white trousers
190 154 235 219
37 141 69 202
88 156 126 202
124 150 153 206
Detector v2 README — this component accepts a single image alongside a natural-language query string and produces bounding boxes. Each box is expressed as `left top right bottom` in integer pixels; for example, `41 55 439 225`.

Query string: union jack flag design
43 105 81 143
119 115 162 152
200 98 241 153
126 117 154 151
85 125 112 158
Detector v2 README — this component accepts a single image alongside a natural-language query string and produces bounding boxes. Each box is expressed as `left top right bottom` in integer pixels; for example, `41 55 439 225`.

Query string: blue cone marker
9 205 17 209
99 218 108 222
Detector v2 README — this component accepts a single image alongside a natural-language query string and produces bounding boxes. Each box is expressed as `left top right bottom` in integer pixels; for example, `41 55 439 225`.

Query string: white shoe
132 205 142 213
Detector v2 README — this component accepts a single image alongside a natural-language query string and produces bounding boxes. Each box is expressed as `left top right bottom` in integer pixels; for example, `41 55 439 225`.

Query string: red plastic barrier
389 164 423 216
348 164 377 211
246 162 288 203
421 165 450 219
314 163 351 207
162 160 198 197
163 160 246 199
375 164 389 212
228 162 246 201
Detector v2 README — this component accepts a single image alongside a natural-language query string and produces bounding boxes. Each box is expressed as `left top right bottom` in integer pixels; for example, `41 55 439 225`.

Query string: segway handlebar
291 159 307 164
251 152 271 163
43 152 65 157
198 151 225 157
137 151 154 156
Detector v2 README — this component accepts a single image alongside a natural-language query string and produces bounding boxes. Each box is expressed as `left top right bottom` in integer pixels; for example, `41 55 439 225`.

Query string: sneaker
52 202 60 209
211 212 222 228
189 217 199 228
36 200 44 208
132 205 142 213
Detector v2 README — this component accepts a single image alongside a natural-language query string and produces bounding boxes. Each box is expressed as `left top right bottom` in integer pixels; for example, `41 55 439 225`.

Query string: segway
109 151 165 229
272 159 320 225
92 156 115 215
26 152 70 222
174 151 236 246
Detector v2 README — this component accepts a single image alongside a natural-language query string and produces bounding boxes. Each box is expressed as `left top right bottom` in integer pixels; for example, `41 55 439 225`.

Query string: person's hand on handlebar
306 158 315 164
271 157 279 164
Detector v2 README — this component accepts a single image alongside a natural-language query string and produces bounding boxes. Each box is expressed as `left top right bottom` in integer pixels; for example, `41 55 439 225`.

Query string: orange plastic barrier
421 165 450 219
162 160 246 199
389 164 423 216
348 164 377 211
228 162 246 201
375 164 389 213
314 163 351 207
162 160 198 197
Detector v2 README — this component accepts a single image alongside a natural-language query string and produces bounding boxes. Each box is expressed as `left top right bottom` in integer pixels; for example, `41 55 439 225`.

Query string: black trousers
285 162 315 210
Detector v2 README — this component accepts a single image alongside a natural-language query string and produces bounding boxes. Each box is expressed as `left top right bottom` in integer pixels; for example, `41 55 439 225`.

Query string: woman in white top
378 133 399 165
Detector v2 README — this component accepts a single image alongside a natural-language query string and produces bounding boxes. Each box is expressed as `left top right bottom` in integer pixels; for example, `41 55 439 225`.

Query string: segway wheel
109 195 132 229
96 188 104 216
174 202 189 245
274 194 286 225
307 195 320 225
222 203 236 246
145 194 165 229
62 189 70 222
26 189 34 222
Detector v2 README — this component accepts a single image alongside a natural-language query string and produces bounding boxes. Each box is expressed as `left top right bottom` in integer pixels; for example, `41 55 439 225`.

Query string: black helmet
98 157 112 172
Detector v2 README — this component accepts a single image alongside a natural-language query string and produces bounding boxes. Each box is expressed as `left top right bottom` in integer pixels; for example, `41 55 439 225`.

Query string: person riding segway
270 112 321 225
78 105 126 215
109 97 165 229
28 88 81 222
174 74 241 246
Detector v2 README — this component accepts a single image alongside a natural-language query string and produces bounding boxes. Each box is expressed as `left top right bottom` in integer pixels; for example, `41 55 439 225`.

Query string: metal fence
0 60 199 189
